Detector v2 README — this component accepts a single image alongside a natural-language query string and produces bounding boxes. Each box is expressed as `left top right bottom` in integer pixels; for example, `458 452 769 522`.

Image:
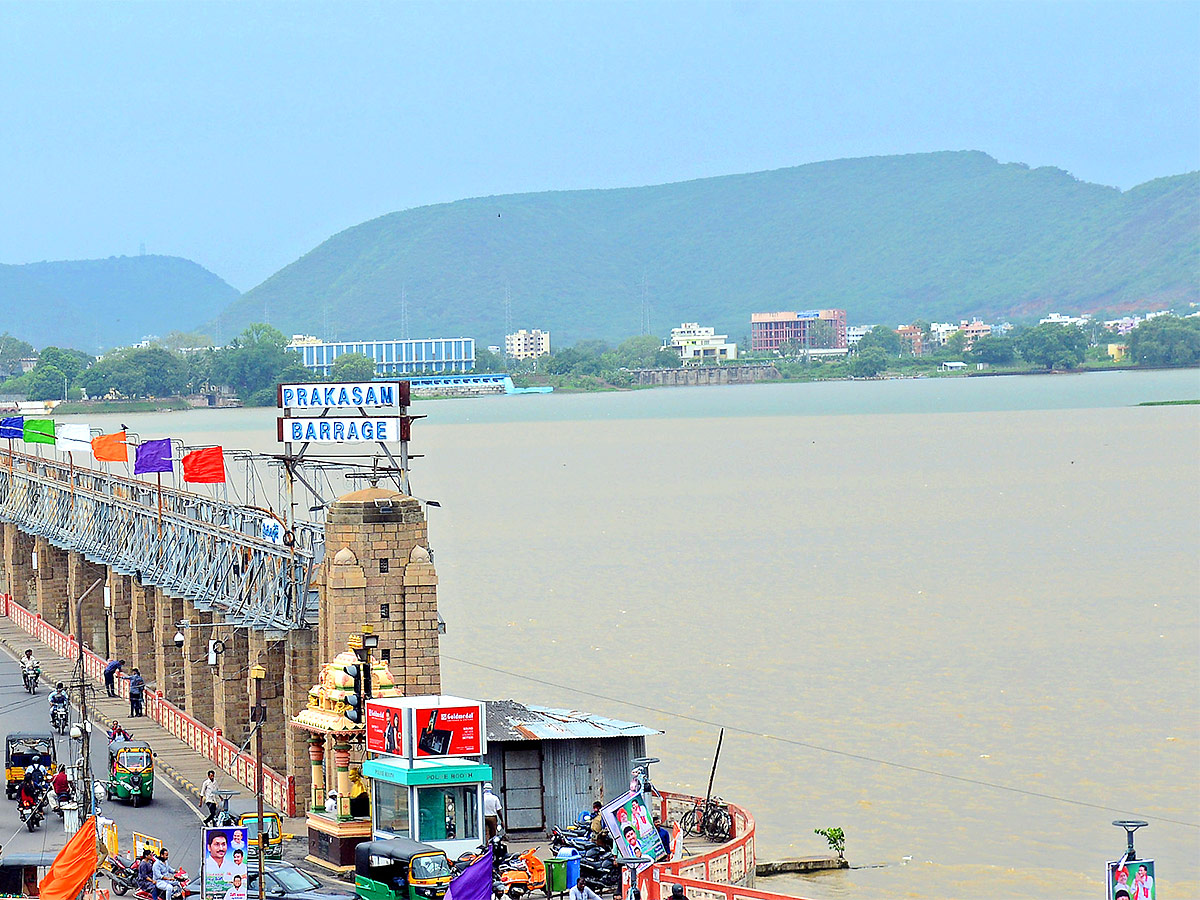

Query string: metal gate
502 745 544 831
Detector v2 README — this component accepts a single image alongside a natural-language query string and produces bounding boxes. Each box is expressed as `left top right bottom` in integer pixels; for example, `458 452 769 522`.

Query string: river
63 370 1200 900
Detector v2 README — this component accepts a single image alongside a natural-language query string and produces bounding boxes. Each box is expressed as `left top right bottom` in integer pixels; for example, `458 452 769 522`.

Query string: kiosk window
374 781 410 837
416 785 478 842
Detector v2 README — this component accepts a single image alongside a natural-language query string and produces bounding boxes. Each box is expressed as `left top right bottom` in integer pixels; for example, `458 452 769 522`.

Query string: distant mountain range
0 255 238 352
217 151 1199 346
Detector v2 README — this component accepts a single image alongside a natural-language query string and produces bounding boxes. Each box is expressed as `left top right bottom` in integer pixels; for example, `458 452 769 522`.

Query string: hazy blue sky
2 1 1196 291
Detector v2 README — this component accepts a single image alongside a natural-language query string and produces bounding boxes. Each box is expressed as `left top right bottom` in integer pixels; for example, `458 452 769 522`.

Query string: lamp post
250 664 267 900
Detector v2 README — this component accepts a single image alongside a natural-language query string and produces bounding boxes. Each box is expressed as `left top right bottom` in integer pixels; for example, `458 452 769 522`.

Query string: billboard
364 696 486 759
366 698 407 756
1108 859 1155 900
202 827 249 900
277 417 409 443
278 382 409 409
601 789 666 872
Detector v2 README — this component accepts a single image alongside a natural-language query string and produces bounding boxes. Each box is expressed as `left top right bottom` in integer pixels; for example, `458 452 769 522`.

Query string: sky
1 1 1197 292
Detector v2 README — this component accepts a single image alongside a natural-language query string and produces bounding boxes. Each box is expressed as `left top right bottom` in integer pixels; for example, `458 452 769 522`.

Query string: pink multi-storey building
750 309 847 352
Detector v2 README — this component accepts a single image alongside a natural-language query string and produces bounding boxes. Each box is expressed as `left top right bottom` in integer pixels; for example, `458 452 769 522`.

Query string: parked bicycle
679 797 731 842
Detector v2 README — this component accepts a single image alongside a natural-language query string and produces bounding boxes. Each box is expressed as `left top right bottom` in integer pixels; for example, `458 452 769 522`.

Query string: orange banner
39 816 98 900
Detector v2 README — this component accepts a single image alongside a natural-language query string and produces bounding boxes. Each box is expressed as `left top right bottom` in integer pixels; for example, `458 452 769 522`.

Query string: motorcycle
578 845 620 894
497 847 546 899
549 825 594 854
107 854 191 899
22 666 40 694
18 788 47 831
50 704 68 735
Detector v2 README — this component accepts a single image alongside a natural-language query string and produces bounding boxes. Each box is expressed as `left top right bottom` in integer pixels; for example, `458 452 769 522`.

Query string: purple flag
133 438 173 474
446 845 492 900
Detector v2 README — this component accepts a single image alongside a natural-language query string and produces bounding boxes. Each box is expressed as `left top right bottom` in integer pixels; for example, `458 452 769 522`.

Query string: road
0 645 208 877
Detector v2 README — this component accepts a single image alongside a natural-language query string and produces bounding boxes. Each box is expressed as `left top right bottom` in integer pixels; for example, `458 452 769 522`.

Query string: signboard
259 519 285 545
364 696 486 759
1108 859 1155 900
202 826 249 900
278 381 409 409
277 416 409 443
132 831 161 860
601 789 666 872
412 704 484 758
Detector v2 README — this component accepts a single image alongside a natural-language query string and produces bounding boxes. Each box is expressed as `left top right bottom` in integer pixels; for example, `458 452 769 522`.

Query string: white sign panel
260 519 285 545
278 382 404 409
278 417 404 443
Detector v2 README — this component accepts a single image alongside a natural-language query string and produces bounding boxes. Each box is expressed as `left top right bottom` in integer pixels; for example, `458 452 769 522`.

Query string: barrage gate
0 447 441 814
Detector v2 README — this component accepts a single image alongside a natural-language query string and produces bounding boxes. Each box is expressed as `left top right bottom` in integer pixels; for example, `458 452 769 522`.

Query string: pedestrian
103 658 125 697
670 885 686 900
200 770 219 825
568 878 603 900
482 782 504 840
153 847 177 900
654 815 672 857
128 668 146 717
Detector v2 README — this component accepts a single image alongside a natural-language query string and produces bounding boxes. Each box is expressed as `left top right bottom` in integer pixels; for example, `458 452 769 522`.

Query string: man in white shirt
200 771 219 825
482 783 504 839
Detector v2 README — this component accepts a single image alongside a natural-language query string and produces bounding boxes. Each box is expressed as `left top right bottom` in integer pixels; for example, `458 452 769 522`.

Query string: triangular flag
0 416 23 439
38 815 98 900
134 437 173 474
182 446 225 483
56 422 92 454
23 418 55 444
93 431 128 463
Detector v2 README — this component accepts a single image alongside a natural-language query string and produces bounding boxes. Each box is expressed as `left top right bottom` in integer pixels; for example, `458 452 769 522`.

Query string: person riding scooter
20 650 40 688
109 721 132 742
49 682 69 720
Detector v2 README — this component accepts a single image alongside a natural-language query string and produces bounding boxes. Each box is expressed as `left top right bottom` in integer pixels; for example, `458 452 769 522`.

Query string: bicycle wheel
705 809 732 842
679 809 699 836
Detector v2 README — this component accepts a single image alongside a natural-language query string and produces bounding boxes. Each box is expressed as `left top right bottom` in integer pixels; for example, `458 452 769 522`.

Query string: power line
442 654 1199 830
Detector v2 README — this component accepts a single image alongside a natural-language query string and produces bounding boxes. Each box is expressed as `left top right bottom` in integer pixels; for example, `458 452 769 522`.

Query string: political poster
601 789 666 872
1108 859 1155 900
202 827 249 900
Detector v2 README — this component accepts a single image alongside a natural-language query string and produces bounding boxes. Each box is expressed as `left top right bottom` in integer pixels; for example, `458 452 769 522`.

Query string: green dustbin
545 857 568 897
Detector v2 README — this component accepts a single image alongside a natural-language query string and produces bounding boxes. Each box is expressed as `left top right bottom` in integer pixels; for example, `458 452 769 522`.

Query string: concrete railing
2 594 296 816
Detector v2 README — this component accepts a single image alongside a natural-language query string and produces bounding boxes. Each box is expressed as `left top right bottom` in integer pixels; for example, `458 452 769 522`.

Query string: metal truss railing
0 451 323 633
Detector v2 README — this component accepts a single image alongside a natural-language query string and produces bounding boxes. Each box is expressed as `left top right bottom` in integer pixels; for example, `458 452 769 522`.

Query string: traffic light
343 663 363 723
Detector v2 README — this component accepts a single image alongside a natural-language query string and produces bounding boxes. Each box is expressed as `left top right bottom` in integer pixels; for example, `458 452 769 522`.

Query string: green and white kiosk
363 695 490 858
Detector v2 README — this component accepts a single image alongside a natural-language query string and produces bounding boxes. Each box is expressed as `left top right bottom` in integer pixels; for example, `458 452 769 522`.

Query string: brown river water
67 371 1199 899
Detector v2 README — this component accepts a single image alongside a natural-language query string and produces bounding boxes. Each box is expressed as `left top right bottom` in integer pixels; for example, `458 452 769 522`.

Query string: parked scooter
498 847 546 899
578 844 620 894
549 825 594 854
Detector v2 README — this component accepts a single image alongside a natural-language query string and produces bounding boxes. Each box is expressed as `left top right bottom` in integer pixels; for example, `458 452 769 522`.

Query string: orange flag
39 815 98 900
92 431 128 463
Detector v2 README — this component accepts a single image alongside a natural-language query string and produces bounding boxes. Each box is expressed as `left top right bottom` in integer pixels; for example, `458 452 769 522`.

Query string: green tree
969 334 1016 364
942 330 968 357
611 335 667 369
331 352 377 382
160 330 214 351
0 333 34 376
1126 316 1200 366
856 325 901 356
814 827 845 860
212 324 291 401
473 346 505 373
36 346 92 386
26 364 67 401
1016 323 1088 369
851 347 887 377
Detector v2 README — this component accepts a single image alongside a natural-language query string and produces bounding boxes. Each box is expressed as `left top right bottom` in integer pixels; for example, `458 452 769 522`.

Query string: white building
665 323 738 364
506 329 551 360
287 334 475 376
1039 312 1091 327
846 325 873 347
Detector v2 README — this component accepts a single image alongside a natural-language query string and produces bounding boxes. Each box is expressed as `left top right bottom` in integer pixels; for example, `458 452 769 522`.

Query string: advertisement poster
1108 859 1155 900
366 699 407 756
202 827 249 900
412 705 484 758
601 790 666 871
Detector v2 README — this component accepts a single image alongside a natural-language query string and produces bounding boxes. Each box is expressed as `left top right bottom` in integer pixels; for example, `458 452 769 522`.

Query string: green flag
23 419 55 444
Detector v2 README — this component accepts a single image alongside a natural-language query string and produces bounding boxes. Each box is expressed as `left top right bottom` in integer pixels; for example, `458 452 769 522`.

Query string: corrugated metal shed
486 700 661 742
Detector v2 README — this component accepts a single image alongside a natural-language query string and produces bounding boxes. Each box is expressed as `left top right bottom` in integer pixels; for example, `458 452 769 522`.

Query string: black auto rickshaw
5 733 56 800
354 839 453 900
105 739 154 806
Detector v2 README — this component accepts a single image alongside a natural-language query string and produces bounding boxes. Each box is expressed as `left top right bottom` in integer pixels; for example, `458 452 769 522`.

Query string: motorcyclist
20 649 40 684
49 682 69 718
152 847 176 900
51 766 71 802
136 848 158 900
108 721 131 742
18 770 42 811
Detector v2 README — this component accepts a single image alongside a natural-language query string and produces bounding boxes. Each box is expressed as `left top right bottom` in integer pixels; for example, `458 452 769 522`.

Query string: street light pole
251 664 267 900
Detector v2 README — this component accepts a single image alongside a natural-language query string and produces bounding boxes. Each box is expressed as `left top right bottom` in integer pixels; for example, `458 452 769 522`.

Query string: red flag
39 815 98 900
182 446 226 483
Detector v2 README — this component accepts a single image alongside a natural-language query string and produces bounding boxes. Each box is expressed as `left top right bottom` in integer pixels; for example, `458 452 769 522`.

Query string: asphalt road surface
0 645 208 877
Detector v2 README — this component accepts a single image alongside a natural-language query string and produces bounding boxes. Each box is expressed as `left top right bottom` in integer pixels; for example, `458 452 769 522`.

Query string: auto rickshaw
238 811 284 860
5 733 57 800
354 838 453 900
105 738 154 806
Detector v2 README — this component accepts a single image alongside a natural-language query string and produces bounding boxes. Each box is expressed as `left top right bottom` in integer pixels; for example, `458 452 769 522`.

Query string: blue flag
446 845 493 900
0 416 23 439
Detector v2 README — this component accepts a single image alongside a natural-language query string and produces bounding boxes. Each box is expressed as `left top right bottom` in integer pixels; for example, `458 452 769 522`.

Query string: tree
611 335 667 369
331 352 377 382
212 324 291 400
942 330 968 357
856 325 901 356
36 346 92 386
1016 323 1088 369
0 333 34 376
970 335 1016 365
1126 316 1200 367
473 346 504 373
26 364 67 401
814 827 845 860
851 347 887 377
160 330 214 351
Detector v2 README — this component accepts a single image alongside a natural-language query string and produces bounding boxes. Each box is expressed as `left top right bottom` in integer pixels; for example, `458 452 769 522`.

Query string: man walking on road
201 771 219 825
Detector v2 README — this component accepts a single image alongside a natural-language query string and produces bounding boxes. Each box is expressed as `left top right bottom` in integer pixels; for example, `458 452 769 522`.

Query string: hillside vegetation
0 255 239 351
218 151 1199 345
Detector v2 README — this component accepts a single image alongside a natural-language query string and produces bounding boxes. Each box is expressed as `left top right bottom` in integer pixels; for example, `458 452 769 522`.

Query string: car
187 863 355 900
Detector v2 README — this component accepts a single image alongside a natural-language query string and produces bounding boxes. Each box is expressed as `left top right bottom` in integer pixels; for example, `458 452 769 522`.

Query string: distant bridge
0 450 322 633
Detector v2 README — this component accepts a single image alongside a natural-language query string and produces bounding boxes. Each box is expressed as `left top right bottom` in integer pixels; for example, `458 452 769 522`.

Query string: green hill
0 255 239 352
222 151 1198 345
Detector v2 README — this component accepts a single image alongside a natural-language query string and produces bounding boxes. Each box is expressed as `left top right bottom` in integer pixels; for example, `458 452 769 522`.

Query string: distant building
505 329 551 360
929 319 992 349
846 325 872 347
750 309 847 352
1039 313 1090 327
1107 344 1128 362
895 325 924 356
287 334 475 376
665 323 738 364
960 319 991 349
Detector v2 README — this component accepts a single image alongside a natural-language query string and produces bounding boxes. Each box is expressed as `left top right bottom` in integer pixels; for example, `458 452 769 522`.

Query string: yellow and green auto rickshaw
238 811 284 860
5 733 56 800
354 839 453 900
105 739 154 806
